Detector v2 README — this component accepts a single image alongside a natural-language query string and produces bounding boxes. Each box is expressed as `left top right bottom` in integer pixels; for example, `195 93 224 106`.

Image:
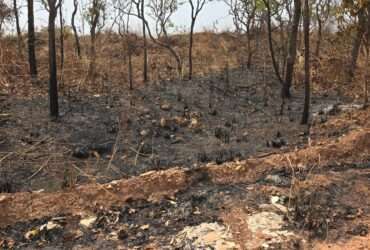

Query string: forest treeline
0 0 369 122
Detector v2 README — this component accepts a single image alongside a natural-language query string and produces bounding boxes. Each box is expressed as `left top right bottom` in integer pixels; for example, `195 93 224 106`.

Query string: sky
5 0 235 35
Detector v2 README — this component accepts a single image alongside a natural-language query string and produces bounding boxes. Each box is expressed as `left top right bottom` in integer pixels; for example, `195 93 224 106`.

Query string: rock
160 118 167 128
89 142 113 155
348 224 368 236
39 221 62 232
267 138 287 148
160 103 172 111
265 174 283 185
140 129 150 137
189 118 199 129
209 109 217 116
142 108 151 114
80 216 97 228
72 147 89 159
174 222 239 250
245 212 301 249
118 228 128 240
272 203 289 213
270 196 280 204
214 127 230 143
24 229 40 240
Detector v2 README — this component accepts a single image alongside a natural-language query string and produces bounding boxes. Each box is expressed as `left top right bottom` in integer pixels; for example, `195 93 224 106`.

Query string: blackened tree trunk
27 0 38 80
71 0 81 58
315 3 322 58
188 18 195 80
347 8 366 83
88 0 100 83
284 0 301 98
59 2 64 71
301 0 310 124
128 42 133 90
48 0 59 118
13 0 22 54
142 0 148 82
263 0 284 85
188 0 206 80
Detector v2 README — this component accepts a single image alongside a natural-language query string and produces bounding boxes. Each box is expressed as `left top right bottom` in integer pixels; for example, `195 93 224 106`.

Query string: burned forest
0 0 369 249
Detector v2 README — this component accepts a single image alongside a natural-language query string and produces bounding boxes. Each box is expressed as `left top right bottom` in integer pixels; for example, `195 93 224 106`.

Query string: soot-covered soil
0 67 349 192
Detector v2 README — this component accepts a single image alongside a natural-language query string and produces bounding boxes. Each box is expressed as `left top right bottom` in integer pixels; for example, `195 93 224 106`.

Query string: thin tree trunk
27 0 38 80
13 0 22 55
128 43 133 90
188 19 195 80
59 3 64 71
142 0 148 82
365 48 369 106
301 0 310 124
347 8 366 83
246 26 252 69
48 2 59 118
284 0 301 98
71 0 81 58
263 0 284 85
88 2 99 84
315 6 322 58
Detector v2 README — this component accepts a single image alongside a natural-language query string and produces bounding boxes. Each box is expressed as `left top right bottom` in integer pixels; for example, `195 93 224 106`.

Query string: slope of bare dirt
0 122 369 249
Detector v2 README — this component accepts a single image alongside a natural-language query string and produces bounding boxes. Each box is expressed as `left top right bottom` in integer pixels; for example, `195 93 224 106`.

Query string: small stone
140 129 149 137
72 147 89 159
265 174 282 185
271 196 280 204
80 216 97 228
118 229 128 240
160 103 172 111
25 229 40 240
160 118 167 128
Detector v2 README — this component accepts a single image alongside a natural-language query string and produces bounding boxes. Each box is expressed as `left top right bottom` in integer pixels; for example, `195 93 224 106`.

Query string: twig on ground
26 157 51 181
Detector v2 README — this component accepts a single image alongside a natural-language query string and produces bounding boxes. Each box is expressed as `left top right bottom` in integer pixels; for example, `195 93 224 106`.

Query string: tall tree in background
59 0 64 71
225 0 258 69
142 0 148 82
114 0 135 89
86 0 106 83
0 1 12 36
346 4 368 83
262 0 284 86
188 0 207 80
71 0 81 58
283 0 301 98
27 0 38 80
301 0 310 124
42 0 61 118
314 0 331 58
131 0 183 78
13 0 22 54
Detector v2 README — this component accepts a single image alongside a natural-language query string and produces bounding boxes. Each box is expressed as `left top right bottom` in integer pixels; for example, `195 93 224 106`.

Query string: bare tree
114 0 135 89
262 0 284 86
348 7 367 83
225 0 257 69
27 0 38 80
142 0 148 82
0 0 12 36
42 0 62 118
129 0 183 78
301 0 310 124
59 0 64 71
13 0 22 54
188 0 207 80
71 0 81 58
283 0 301 98
85 0 106 82
314 0 331 58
